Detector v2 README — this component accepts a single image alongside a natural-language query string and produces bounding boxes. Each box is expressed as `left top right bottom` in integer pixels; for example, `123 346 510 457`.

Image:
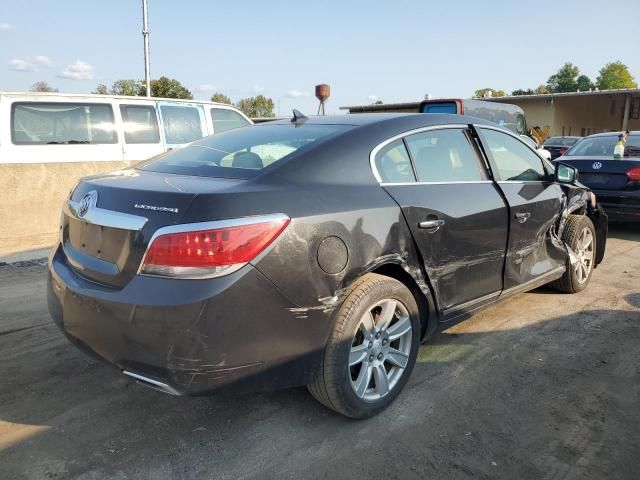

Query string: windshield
138 123 349 178
544 137 578 147
566 135 640 157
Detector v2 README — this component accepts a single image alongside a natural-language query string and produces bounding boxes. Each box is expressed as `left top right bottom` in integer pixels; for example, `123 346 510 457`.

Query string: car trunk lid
62 169 245 288
557 157 640 191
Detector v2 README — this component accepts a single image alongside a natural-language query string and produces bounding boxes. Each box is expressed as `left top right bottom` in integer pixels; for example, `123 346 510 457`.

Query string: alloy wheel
574 227 594 284
348 299 413 402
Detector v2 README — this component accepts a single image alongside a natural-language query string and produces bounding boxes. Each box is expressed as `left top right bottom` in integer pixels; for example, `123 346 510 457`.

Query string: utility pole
142 0 151 97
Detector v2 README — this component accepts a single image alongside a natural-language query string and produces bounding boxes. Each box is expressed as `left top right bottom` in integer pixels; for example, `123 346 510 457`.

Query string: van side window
405 129 486 182
374 140 415 183
11 102 117 145
211 108 250 133
159 105 203 144
120 105 160 144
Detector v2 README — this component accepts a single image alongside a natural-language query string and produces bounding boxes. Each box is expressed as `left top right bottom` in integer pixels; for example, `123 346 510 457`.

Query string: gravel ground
1 225 639 480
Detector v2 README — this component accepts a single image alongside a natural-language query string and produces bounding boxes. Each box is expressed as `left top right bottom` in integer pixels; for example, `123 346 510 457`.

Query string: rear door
157 102 207 150
477 126 566 290
376 126 509 313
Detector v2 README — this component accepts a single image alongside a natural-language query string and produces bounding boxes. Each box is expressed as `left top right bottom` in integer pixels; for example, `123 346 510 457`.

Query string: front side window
138 123 348 179
211 108 250 133
481 128 547 181
11 102 117 145
120 105 160 144
404 128 486 182
160 105 203 144
374 139 415 183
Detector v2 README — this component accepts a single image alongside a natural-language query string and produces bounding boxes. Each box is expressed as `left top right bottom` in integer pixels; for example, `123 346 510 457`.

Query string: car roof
583 131 640 138
262 112 495 128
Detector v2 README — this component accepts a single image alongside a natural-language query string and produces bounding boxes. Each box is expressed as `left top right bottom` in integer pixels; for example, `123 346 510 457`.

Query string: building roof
340 88 640 112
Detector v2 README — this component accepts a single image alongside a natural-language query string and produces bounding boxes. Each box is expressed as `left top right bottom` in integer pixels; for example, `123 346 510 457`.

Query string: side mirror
555 162 579 184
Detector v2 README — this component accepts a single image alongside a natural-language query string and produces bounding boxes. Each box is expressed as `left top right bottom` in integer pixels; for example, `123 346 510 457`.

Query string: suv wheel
308 273 420 418
551 214 596 293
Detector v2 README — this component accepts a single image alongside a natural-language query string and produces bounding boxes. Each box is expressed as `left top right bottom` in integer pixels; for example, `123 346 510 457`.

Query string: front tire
308 273 420 418
550 215 596 293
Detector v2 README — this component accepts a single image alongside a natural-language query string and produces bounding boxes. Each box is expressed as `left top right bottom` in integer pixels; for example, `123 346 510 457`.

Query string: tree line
474 61 637 98
28 76 275 118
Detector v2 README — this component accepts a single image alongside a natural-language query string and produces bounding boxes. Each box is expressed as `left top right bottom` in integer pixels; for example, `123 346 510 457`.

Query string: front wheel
551 215 596 293
308 274 420 418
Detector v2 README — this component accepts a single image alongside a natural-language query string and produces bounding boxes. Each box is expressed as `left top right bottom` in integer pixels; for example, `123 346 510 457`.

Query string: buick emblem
78 191 97 217
592 161 603 170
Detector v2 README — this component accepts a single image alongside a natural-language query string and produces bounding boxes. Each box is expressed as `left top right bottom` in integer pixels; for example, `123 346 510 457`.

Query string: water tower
315 84 330 115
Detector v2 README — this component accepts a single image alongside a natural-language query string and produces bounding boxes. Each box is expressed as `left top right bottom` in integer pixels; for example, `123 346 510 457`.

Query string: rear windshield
138 123 348 178
420 102 458 114
544 137 578 147
566 135 640 157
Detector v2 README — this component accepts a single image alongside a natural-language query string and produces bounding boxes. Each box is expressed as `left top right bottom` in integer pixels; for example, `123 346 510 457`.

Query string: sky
1 0 639 115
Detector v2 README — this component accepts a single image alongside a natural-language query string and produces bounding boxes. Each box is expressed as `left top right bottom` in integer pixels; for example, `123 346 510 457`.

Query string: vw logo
592 161 603 170
78 191 97 217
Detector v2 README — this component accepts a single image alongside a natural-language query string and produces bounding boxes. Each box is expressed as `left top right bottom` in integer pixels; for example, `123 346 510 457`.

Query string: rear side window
211 108 250 133
405 129 486 182
11 102 117 145
159 105 203 144
374 140 415 183
120 105 160 144
481 128 547 181
138 123 348 179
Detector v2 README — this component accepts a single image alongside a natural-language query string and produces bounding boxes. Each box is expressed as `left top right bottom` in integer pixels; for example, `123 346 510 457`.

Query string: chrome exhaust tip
123 370 181 396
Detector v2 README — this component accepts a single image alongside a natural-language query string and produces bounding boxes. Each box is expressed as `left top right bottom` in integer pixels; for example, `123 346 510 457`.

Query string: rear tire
308 273 420 419
550 215 596 293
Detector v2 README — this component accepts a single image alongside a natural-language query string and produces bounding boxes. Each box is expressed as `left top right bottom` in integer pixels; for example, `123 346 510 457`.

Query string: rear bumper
47 244 330 395
594 189 640 222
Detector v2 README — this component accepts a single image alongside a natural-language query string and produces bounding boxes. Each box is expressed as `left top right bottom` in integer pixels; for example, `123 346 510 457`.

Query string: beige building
341 88 640 136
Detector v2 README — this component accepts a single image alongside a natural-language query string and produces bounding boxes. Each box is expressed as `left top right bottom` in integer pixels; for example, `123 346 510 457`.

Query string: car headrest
232 151 263 170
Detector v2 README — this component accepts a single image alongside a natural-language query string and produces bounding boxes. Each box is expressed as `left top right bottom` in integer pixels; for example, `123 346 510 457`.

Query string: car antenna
291 109 308 124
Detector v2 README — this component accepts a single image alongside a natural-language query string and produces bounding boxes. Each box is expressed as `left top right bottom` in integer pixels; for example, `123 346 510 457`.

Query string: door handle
515 212 531 223
419 219 445 232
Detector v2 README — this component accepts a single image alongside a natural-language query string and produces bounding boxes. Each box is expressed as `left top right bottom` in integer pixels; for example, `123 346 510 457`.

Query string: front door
157 102 207 150
377 127 509 312
476 127 566 290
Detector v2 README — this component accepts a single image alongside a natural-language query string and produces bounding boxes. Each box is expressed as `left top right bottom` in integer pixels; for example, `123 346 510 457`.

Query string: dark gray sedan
48 113 607 418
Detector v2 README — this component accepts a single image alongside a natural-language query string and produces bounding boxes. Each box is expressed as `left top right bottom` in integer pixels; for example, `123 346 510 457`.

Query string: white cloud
0 23 13 32
35 55 53 67
253 85 265 93
195 83 216 92
9 59 36 72
367 95 379 102
286 89 310 98
59 60 94 80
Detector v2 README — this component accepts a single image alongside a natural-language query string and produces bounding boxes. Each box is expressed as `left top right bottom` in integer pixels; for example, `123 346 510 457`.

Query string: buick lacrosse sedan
48 112 607 418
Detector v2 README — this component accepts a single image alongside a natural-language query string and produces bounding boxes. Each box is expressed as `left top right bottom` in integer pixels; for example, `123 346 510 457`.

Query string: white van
0 91 253 164
0 92 252 258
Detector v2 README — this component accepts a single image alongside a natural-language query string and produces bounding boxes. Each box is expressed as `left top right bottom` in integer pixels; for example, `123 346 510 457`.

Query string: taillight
140 214 290 278
627 167 640 181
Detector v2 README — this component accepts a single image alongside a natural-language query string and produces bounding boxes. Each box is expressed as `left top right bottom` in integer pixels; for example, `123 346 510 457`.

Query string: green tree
137 76 193 99
235 94 275 117
576 75 594 91
512 88 534 96
92 84 109 95
374 100 384 105
111 79 139 96
211 92 232 104
30 81 58 92
596 61 637 90
473 87 505 98
547 62 580 93
535 84 549 94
